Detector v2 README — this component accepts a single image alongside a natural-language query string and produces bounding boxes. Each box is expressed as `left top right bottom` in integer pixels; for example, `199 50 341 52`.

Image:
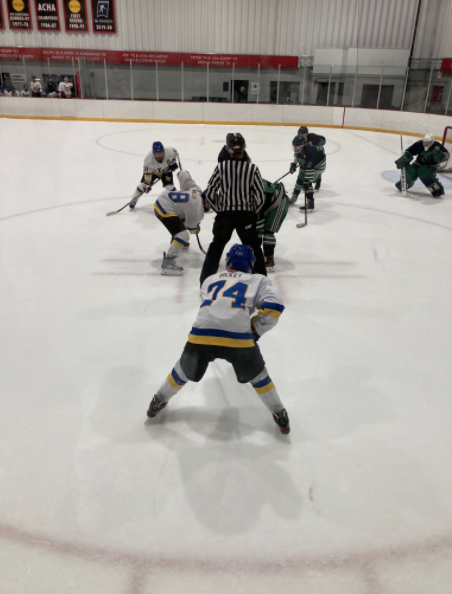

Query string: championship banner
63 0 89 32
0 1 4 30
91 0 116 34
7 0 33 30
35 0 61 31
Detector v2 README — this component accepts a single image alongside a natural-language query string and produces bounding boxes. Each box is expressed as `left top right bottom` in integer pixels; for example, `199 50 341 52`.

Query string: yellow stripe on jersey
154 203 178 218
258 308 282 319
188 334 255 348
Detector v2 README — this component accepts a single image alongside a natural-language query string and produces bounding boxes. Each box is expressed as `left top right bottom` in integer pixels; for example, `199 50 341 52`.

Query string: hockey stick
273 164 299 185
196 234 207 256
400 132 408 197
296 188 308 228
106 179 158 216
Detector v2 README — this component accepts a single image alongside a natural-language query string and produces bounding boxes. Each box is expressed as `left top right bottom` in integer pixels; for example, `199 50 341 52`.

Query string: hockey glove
432 148 447 164
289 162 297 174
395 152 412 169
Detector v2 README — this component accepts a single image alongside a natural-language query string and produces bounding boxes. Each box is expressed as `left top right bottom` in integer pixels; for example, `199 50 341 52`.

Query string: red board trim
0 46 299 69
440 58 452 74
34 0 61 33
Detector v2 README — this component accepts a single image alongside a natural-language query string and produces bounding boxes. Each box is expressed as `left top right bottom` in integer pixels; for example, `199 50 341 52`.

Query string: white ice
1 118 452 594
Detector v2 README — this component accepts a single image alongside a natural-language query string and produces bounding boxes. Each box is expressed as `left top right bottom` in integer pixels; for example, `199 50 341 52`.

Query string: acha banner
91 0 116 34
35 0 61 31
63 0 89 32
7 0 33 30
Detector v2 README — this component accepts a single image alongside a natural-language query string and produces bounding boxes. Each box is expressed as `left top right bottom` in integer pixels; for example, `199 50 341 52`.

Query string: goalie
395 133 449 198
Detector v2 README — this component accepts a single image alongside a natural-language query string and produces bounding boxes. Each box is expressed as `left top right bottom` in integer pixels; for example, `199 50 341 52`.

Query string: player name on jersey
7 0 32 30
62 0 89 33
35 1 61 31
90 0 116 33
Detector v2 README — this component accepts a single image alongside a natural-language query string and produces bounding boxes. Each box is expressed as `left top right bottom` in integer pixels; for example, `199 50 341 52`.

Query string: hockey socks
156 360 189 402
250 368 285 413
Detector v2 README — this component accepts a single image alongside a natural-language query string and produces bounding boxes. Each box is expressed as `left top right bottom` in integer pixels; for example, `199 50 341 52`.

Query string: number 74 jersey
188 271 285 348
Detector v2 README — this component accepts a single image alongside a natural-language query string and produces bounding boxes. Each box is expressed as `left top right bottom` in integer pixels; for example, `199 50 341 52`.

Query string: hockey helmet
152 141 165 162
226 133 246 153
292 135 306 154
423 133 435 148
298 126 309 136
226 244 256 273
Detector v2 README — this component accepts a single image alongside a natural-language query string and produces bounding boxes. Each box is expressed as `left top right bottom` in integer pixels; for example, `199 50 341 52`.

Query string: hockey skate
272 408 290 434
161 252 183 275
307 197 315 211
147 395 168 418
265 256 275 272
129 196 139 210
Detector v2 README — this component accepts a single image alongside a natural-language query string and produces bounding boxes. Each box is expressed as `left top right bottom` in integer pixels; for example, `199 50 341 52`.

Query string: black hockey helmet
292 135 306 154
298 126 308 135
226 133 246 153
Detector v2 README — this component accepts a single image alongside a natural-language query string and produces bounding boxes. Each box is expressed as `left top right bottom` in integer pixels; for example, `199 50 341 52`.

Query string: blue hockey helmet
226 244 255 273
152 141 164 153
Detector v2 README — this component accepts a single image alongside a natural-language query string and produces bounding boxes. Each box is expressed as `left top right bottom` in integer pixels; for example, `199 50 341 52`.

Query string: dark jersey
307 132 326 148
406 140 449 167
218 145 251 163
261 179 286 216
295 144 327 170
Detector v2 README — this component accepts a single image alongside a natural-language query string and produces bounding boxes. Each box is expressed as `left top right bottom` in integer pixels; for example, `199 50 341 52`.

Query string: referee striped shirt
206 159 265 213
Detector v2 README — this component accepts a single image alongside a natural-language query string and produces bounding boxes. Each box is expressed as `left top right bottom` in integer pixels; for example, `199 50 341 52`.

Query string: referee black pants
200 210 266 285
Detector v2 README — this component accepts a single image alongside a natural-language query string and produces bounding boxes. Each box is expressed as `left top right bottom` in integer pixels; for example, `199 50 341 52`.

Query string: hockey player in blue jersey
146 244 290 434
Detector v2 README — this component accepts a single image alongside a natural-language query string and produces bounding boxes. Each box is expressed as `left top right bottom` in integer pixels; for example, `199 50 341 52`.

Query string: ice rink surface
1 118 452 594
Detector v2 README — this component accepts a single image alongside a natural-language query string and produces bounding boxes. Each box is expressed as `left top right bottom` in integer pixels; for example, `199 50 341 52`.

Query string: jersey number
168 192 189 203
201 281 248 310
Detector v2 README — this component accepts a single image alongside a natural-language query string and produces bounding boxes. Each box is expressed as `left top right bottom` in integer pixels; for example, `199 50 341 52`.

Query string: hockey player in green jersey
395 133 449 198
297 126 326 190
257 179 290 272
289 135 327 210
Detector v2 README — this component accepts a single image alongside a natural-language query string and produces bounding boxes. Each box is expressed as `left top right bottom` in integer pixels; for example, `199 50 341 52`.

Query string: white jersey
31 80 41 93
188 271 284 348
143 147 178 179
59 81 72 97
154 186 204 232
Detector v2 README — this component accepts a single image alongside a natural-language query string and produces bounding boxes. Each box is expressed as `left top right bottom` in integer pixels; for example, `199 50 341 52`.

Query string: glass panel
105 63 131 100
1 58 28 96
208 67 231 103
231 68 254 103
158 65 181 102
184 67 207 102
131 64 156 101
258 68 279 104
403 60 432 113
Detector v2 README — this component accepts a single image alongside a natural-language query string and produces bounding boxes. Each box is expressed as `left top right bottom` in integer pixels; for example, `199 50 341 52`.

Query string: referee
200 133 267 284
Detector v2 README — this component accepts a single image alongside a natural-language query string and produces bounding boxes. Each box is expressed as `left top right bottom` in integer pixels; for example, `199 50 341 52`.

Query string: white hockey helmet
423 132 435 148
178 170 199 192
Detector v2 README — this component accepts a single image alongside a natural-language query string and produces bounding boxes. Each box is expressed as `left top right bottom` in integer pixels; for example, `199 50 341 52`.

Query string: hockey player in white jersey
155 171 206 275
146 244 290 434
130 141 180 210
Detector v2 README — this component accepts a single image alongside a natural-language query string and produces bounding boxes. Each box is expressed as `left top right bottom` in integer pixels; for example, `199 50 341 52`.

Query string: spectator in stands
6 86 20 97
47 76 58 96
21 85 30 97
3 75 14 94
0 86 5 96
31 76 42 98
237 86 247 103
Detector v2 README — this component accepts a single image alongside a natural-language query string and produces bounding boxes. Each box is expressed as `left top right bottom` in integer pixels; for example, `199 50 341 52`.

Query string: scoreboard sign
63 0 89 32
35 1 61 31
91 0 116 34
7 0 33 30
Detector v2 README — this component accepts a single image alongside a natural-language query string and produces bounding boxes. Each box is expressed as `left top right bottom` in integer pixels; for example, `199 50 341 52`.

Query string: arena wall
1 98 451 140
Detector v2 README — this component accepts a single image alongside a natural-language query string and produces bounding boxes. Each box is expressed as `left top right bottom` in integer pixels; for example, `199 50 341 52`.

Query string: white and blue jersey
143 147 179 180
188 271 284 348
154 185 205 234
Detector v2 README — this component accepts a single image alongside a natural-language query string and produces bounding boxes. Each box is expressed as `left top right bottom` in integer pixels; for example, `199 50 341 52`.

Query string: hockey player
218 132 251 163
30 76 42 98
297 126 326 191
130 141 180 210
289 135 327 210
58 76 72 98
21 85 30 97
395 133 449 198
257 179 290 272
146 244 290 434
155 171 206 276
